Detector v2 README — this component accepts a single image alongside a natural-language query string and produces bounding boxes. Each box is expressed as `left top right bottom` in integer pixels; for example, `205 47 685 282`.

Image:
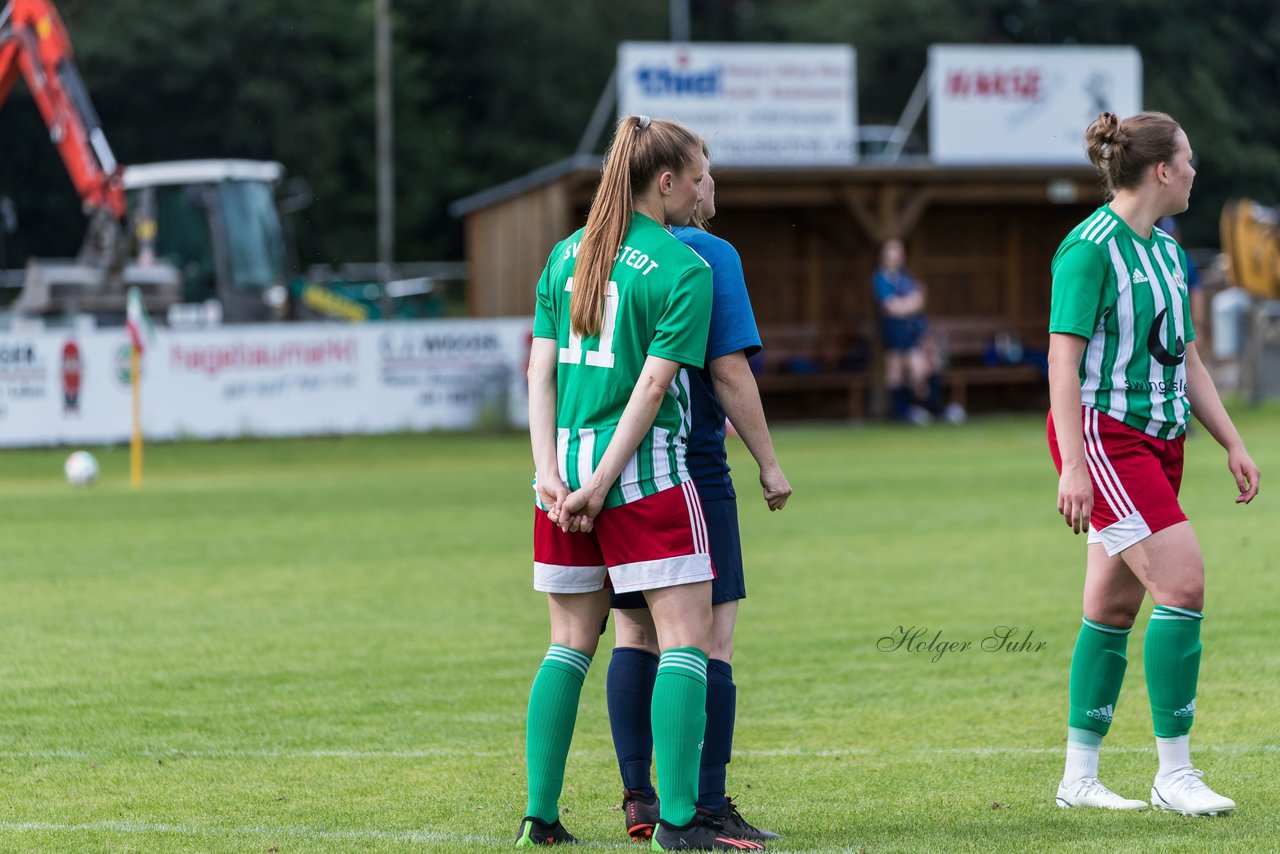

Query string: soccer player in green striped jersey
518 115 764 852
1047 111 1260 816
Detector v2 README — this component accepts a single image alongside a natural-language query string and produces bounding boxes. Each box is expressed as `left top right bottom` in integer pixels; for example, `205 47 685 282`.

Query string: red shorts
1048 407 1187 556
533 481 715 594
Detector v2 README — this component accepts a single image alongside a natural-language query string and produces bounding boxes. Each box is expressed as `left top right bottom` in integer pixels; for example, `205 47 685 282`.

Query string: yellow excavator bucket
1221 200 1280 299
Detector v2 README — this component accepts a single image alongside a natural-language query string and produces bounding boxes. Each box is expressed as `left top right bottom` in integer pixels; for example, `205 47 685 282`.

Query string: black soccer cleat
515 815 578 846
650 812 766 851
697 797 782 841
623 788 661 841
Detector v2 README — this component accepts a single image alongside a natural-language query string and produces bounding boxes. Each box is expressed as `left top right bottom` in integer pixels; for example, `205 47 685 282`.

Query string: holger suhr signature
877 625 1048 663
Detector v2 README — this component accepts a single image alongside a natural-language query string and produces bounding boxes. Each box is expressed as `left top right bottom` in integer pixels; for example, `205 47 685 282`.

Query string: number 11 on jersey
560 278 618 368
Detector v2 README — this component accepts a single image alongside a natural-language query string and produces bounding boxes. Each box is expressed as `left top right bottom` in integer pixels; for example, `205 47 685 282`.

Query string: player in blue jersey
605 144 792 844
873 238 964 425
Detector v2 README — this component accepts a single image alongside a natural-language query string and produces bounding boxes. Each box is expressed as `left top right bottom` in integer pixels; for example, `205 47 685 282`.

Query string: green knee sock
525 644 592 823
1145 605 1202 738
1068 617 1131 736
652 647 708 827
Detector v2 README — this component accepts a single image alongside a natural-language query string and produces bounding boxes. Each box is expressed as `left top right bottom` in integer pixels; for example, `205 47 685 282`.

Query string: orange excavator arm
0 0 126 222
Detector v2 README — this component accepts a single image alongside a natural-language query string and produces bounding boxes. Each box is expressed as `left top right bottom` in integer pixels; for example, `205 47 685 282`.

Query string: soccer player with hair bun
517 114 764 851
1047 110 1260 816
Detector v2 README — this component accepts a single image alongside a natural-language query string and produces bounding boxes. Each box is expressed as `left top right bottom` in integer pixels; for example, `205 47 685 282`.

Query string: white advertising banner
928 45 1142 165
0 318 533 447
618 42 857 165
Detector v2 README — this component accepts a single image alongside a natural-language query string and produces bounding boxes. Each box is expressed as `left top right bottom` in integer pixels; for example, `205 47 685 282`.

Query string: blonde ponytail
571 115 701 336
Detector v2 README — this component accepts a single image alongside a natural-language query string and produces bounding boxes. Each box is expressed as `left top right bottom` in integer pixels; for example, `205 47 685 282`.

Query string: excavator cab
5 0 457 326
124 160 289 324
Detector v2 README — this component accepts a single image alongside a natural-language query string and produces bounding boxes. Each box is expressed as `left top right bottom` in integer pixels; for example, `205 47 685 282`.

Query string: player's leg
700 599 738 811
699 495 742 816
1056 542 1148 810
646 578 714 831
885 350 913 421
908 344 943 417
920 333 964 423
596 485 763 850
695 496 779 841
1077 412 1231 815
900 346 934 425
1052 407 1146 809
1121 522 1233 815
607 602 661 839
518 512 610 845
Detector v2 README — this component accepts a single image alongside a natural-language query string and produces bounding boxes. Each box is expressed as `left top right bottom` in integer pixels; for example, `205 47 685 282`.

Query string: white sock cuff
1155 734 1192 777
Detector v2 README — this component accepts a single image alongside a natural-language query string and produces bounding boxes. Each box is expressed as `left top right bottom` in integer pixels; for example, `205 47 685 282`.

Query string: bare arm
709 351 791 511
1048 332 1091 533
527 338 568 514
1184 341 1260 504
559 355 683 528
881 288 925 318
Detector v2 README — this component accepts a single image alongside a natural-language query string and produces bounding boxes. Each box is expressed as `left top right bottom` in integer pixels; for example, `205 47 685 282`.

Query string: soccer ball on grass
64 450 99 487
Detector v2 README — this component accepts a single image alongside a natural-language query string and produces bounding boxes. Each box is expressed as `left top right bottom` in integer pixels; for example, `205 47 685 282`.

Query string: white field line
3 744 1278 760
0 822 833 854
0 821 504 847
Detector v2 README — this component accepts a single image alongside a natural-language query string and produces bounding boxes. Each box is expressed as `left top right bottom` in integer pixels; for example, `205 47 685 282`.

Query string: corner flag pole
125 287 154 488
130 343 142 487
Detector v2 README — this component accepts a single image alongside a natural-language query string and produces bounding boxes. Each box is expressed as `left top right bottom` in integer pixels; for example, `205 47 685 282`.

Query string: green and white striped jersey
1050 205 1196 439
532 212 713 508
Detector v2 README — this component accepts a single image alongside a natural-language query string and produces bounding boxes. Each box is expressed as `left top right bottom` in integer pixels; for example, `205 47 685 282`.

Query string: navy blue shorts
610 495 745 609
882 316 927 352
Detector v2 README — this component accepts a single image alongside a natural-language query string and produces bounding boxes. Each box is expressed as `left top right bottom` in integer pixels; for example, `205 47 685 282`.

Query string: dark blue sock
924 374 943 415
890 385 912 420
697 659 735 812
607 646 658 796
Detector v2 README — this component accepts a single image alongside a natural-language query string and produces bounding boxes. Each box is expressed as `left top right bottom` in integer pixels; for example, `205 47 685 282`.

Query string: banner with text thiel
618 42 857 166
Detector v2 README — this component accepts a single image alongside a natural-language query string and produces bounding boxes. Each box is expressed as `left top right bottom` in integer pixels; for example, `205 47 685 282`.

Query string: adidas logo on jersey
1086 704 1115 723
1173 699 1196 718
1131 268 1150 283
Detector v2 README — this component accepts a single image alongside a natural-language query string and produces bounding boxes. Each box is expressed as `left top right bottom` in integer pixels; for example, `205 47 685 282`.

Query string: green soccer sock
1145 605 1203 738
1068 617 1131 737
652 647 708 827
525 644 592 824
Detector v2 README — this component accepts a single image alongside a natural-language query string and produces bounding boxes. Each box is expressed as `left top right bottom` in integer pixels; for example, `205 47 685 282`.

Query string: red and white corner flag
125 286 156 353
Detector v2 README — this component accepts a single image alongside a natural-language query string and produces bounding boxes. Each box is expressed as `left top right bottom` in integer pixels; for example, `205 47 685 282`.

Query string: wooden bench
929 316 1048 411
753 324 873 420
751 318 1047 420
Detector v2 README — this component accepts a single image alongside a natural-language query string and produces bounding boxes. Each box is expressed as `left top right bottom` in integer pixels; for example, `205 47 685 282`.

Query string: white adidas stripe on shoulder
1090 219 1119 244
1082 211 1117 244
1079 210 1109 241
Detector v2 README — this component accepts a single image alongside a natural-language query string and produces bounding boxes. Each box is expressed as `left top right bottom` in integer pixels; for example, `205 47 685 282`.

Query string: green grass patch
1 406 1277 851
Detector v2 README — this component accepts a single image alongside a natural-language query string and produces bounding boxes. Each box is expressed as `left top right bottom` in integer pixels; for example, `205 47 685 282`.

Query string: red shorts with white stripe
1047 407 1187 556
533 481 716 594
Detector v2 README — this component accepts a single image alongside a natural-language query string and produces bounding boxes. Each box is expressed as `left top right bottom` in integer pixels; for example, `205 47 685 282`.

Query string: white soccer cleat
1151 769 1235 816
1056 777 1148 810
907 405 933 427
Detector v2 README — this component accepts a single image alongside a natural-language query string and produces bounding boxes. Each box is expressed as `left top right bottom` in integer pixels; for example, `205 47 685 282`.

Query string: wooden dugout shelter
450 157 1105 419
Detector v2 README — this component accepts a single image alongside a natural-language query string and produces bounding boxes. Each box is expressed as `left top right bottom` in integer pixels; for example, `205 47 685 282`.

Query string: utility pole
670 0 690 41
375 0 394 283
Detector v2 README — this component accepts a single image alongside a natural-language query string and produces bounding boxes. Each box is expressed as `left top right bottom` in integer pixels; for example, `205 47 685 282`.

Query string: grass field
1 406 1277 853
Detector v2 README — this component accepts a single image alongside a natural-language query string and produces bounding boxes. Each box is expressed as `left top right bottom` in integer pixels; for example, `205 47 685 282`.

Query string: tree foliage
2 0 1277 266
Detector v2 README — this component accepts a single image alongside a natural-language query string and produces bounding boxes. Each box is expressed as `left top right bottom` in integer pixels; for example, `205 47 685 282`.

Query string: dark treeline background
1 0 1277 270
